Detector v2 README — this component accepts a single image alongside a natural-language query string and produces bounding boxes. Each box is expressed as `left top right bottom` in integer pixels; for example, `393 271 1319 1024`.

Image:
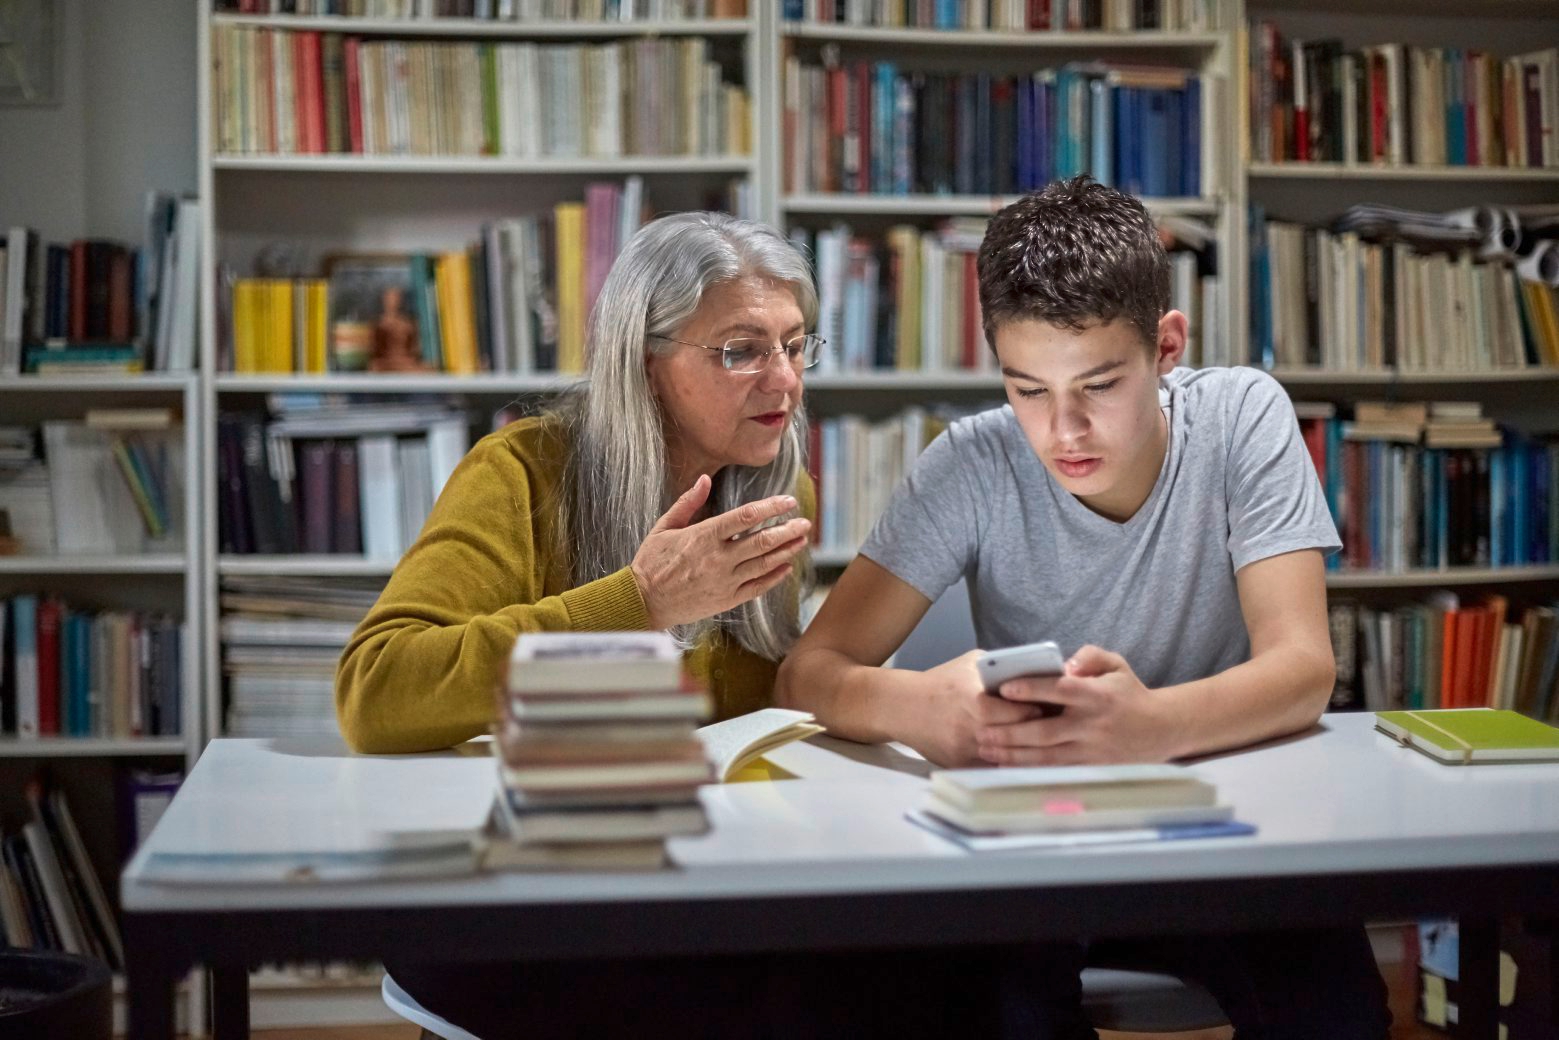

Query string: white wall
0 0 196 244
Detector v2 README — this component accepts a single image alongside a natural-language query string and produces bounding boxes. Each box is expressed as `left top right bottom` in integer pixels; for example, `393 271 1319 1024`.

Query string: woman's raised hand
631 474 812 630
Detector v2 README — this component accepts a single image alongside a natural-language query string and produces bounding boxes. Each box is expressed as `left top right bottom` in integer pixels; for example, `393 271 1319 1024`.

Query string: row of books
782 0 1218 31
219 577 381 738
794 216 1219 373
212 27 750 159
214 0 747 17
222 178 663 376
785 57 1203 198
0 198 199 376
217 401 469 557
808 406 957 551
1248 29 1558 169
1250 211 1559 373
0 780 125 971
1330 597 1559 724
1296 401 1557 573
0 596 185 740
0 415 185 557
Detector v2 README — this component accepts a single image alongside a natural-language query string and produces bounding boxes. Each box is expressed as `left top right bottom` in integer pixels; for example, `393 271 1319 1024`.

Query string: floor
246 942 1440 1040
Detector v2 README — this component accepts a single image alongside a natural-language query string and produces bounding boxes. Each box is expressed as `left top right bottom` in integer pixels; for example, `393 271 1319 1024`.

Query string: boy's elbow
774 653 803 709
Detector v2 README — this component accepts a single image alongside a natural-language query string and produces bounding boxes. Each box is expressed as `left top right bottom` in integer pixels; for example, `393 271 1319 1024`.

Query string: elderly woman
336 212 820 754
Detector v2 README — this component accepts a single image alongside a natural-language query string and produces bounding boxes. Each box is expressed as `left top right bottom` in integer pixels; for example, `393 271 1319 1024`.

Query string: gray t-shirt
859 366 1340 688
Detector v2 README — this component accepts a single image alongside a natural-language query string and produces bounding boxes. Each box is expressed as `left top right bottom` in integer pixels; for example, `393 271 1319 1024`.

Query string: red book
35 598 62 736
1028 0 1050 30
108 247 132 341
303 32 327 155
827 65 846 193
1300 419 1326 481
344 37 364 154
1441 610 1460 708
68 240 88 341
1369 53 1387 163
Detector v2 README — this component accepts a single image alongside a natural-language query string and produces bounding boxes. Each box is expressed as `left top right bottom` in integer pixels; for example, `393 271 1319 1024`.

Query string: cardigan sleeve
335 428 649 754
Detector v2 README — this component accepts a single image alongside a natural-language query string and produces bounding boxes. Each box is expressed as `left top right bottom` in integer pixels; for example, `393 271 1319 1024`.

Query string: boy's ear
1153 311 1189 374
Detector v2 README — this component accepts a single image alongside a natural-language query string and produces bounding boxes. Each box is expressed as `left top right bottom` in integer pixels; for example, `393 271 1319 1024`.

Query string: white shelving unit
179 0 1558 1025
0 372 205 1032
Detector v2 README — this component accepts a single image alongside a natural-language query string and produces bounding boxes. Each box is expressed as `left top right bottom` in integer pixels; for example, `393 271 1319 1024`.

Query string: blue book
1165 88 1184 197
1512 441 1528 565
1531 444 1549 563
1142 89 1170 197
936 0 957 29
1447 51 1466 166
1090 77 1112 185
873 63 896 193
1035 75 1053 187
892 73 914 195
1183 76 1202 198
1053 70 1075 179
71 614 92 738
11 596 38 738
1016 77 1032 191
782 0 803 18
1435 451 1451 568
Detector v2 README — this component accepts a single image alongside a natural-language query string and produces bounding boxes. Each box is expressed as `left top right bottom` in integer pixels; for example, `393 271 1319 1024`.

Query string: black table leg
125 953 177 1040
1457 917 1499 1040
211 962 251 1040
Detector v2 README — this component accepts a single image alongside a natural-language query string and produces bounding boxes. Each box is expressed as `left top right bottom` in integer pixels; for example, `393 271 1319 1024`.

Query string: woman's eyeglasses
650 334 826 374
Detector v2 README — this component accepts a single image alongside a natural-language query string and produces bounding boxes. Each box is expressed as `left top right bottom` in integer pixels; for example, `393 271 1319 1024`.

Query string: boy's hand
977 645 1178 765
901 651 1050 767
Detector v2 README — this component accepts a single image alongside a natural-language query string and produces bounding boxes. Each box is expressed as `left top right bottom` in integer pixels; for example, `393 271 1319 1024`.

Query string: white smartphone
977 641 1065 693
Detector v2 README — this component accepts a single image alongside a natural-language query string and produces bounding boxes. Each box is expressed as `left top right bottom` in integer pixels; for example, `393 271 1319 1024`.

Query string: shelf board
1326 565 1559 589
0 736 186 758
783 193 1219 217
782 24 1223 48
219 555 396 577
806 371 1002 390
0 555 186 575
211 14 752 37
0 373 193 392
212 154 754 174
215 373 579 394
212 368 1558 395
1248 162 1559 182
1269 367 1559 385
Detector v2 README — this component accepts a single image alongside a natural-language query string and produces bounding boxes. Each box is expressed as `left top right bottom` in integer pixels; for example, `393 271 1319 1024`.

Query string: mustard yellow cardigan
335 415 816 754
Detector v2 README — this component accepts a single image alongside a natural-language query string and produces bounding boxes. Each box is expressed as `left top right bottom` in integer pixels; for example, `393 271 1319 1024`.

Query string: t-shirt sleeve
1224 371 1342 571
858 425 979 601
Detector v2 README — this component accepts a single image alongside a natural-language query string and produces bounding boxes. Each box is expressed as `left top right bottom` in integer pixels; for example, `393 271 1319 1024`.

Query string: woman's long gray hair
558 212 816 661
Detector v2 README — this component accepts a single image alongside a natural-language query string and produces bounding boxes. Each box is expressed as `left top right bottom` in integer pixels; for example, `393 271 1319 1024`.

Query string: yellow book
440 251 479 374
889 225 921 370
305 279 328 374
554 201 586 374
232 280 259 373
1522 280 1559 365
267 279 294 373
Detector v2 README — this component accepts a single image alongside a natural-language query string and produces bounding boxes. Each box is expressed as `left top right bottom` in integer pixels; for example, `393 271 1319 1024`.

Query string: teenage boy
777 176 1391 1039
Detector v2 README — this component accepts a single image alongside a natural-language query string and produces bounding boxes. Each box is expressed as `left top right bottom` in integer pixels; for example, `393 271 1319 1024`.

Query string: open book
695 708 825 782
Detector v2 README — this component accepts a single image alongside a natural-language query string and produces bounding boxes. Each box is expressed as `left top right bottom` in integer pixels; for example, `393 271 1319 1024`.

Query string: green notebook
1375 709 1559 765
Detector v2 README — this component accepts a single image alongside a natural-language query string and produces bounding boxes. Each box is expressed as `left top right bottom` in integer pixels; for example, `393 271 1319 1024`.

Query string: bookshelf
175 0 1556 1021
0 373 203 1031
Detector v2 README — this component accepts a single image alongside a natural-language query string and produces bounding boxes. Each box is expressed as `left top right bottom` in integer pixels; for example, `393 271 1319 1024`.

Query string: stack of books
910 764 1248 852
487 632 714 870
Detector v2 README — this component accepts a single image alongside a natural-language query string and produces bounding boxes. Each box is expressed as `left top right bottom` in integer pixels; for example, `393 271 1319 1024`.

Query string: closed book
496 802 707 845
508 694 711 724
929 763 1216 815
506 631 681 693
1375 708 1559 764
481 834 667 872
923 797 1235 835
35 598 63 736
505 781 704 810
499 759 713 791
332 440 362 554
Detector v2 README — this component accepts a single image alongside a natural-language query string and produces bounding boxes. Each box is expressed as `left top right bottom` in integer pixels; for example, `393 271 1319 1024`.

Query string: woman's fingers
731 530 811 582
711 494 799 541
733 559 796 603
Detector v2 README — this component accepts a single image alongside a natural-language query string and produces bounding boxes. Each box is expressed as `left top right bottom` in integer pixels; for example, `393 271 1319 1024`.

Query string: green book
1375 709 1559 765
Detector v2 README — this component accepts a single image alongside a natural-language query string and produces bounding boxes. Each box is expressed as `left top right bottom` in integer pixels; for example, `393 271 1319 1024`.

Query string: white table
121 713 1559 1039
